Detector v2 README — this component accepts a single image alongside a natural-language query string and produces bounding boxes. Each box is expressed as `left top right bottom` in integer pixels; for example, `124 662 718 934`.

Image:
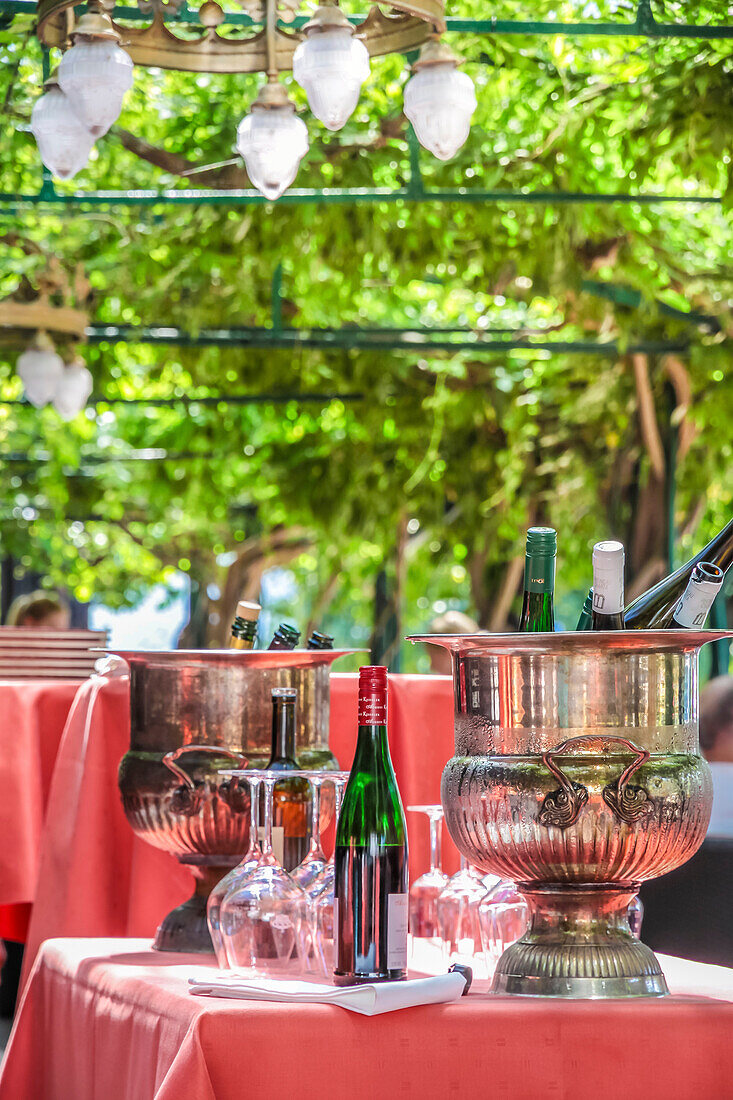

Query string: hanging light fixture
237 80 309 199
52 355 94 420
57 5 134 138
293 5 370 132
16 332 66 409
403 36 476 161
30 77 95 180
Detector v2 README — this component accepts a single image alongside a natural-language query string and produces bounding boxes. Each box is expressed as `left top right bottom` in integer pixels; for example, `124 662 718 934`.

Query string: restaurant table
21 671 458 985
0 680 82 944
3 937 732 1100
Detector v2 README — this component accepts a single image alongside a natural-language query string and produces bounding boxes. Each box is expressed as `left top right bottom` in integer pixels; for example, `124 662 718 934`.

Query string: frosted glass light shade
58 39 134 138
236 106 309 200
17 343 65 408
30 85 95 180
293 28 370 131
404 62 477 161
52 358 94 420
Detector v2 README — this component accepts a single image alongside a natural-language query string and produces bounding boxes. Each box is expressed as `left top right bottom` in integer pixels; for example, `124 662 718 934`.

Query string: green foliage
0 0 731 661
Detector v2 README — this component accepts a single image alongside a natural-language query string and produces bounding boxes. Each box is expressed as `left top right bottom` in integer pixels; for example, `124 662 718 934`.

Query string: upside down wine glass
407 804 448 944
207 772 264 968
307 773 350 976
220 773 308 976
290 773 330 891
437 856 493 964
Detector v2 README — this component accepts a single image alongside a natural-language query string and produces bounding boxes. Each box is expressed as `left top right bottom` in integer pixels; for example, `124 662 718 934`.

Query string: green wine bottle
229 600 261 650
518 527 556 633
267 623 301 650
624 516 733 629
591 541 625 630
576 589 593 631
334 666 408 985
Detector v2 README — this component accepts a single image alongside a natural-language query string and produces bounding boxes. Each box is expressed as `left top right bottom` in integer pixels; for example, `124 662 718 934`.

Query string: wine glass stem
429 813 442 874
261 777 276 857
460 854 468 872
248 777 262 857
308 780 323 857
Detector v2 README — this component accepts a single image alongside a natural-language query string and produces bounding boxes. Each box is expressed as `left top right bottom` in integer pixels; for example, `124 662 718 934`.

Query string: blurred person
700 675 733 839
6 590 71 630
426 610 480 675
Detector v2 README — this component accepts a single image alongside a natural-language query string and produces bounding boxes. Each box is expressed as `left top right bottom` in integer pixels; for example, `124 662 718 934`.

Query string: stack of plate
0 628 109 680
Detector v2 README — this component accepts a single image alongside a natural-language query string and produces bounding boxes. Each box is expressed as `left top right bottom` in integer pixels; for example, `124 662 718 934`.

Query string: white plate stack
0 628 109 680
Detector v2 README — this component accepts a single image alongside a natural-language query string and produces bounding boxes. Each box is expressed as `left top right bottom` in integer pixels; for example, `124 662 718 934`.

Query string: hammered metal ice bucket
410 629 733 998
116 648 357 953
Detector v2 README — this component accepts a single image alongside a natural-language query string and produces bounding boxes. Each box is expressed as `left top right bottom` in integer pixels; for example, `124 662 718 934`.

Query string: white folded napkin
189 970 469 1016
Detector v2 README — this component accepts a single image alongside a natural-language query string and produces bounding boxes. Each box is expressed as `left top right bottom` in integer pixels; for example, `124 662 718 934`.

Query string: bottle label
387 893 408 969
673 578 721 627
592 572 624 615
358 684 388 724
524 552 555 593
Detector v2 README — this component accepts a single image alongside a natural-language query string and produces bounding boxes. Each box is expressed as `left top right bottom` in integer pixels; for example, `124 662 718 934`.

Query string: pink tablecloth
3 938 732 1100
21 673 458 983
0 681 81 942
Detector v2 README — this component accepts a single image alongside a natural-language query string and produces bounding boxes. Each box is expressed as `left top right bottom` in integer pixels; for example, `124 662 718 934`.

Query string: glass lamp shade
293 28 370 131
404 62 477 161
58 39 134 138
236 106 309 200
17 343 65 409
52 358 94 420
30 85 95 180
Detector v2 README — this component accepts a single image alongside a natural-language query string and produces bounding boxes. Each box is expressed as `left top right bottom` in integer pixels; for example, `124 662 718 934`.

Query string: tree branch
631 353 665 480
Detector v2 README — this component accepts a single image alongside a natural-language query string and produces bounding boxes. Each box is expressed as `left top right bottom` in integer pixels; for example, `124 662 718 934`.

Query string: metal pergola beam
0 185 722 210
2 0 731 39
73 324 693 355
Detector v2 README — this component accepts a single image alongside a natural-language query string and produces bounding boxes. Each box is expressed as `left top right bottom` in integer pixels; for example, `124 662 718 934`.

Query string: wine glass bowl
219 773 309 976
478 881 530 978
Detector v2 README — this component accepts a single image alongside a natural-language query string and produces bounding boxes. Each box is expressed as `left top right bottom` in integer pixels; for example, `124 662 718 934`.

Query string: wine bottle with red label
334 666 408 985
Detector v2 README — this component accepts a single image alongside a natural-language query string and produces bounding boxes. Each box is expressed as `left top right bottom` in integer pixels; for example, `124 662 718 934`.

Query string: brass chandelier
31 0 477 199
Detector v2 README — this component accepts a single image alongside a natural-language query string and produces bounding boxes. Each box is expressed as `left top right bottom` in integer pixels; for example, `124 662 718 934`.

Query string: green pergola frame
0 0 730 209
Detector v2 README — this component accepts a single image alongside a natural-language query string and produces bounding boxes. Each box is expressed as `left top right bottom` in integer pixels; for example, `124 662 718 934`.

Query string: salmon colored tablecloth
0 681 82 942
3 937 732 1100
21 673 458 984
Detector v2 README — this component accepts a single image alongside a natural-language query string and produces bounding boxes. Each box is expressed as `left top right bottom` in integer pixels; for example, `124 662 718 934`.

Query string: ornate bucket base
154 861 235 954
491 884 668 999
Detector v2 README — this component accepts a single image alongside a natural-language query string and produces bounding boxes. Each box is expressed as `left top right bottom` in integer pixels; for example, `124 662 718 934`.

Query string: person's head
700 676 733 763
426 609 480 675
6 591 71 631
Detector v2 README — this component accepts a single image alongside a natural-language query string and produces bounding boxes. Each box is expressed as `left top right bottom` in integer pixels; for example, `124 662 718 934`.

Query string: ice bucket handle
539 734 654 830
163 745 248 790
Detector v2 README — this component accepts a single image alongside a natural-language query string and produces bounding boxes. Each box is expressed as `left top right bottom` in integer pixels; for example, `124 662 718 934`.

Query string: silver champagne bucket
410 629 733 997
116 648 358 952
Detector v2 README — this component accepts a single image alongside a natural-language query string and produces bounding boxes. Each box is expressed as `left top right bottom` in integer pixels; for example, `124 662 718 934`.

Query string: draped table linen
2 937 732 1100
0 680 82 942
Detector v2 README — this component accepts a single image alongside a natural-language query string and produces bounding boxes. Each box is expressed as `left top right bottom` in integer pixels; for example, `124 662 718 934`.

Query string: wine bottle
591 541 625 630
576 589 593 631
518 527 556 633
624 516 733 629
334 666 408 985
229 600 261 650
265 688 309 871
306 629 334 650
670 562 724 628
267 623 301 650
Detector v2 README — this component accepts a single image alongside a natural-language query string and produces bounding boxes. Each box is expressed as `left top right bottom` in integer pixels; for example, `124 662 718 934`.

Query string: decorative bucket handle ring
162 744 248 790
538 734 654 829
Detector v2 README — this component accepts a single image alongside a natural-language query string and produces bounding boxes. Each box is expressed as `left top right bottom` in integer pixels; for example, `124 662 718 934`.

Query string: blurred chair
639 838 733 968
